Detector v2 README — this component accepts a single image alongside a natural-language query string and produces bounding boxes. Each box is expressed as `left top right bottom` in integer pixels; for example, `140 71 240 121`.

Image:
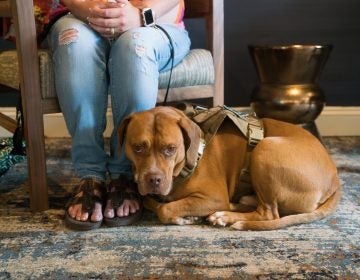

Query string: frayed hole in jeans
59 28 79 45
135 44 146 57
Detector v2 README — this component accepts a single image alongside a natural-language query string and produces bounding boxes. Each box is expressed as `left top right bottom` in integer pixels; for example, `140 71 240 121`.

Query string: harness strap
191 105 264 145
173 105 264 188
247 114 264 147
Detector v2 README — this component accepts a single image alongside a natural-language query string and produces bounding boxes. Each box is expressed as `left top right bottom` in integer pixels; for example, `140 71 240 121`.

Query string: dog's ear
178 114 202 169
118 116 132 147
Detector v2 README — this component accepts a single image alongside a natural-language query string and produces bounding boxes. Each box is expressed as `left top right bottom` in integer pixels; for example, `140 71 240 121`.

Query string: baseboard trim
0 106 359 138
315 106 360 136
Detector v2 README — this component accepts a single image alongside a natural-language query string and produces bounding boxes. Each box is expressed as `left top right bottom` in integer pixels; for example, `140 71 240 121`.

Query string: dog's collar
180 134 206 178
173 132 206 185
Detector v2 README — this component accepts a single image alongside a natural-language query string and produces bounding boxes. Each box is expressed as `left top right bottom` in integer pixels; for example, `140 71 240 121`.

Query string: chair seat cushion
0 48 214 100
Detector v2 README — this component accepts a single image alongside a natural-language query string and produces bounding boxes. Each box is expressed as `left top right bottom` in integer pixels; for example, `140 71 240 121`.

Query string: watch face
143 8 155 26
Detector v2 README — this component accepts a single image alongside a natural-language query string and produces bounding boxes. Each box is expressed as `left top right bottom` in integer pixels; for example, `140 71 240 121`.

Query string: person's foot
104 175 143 226
65 178 105 230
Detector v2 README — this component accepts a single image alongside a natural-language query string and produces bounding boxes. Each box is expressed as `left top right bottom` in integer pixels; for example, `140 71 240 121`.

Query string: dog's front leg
148 197 214 225
143 196 198 225
143 196 201 225
143 196 164 212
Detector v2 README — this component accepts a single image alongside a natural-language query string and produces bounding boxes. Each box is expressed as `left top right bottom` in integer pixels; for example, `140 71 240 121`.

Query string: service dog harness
174 105 265 189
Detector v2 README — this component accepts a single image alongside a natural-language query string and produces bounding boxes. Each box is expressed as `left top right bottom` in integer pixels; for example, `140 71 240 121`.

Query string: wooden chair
0 0 224 211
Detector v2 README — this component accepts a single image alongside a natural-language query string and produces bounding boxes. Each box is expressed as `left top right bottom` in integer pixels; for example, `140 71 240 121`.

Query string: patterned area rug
0 137 359 279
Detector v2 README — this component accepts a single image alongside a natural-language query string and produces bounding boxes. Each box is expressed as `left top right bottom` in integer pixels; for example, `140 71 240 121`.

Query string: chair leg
11 0 49 211
24 110 49 212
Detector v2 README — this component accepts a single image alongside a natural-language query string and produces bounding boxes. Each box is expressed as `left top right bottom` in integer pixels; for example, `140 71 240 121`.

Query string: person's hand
87 0 142 38
64 0 108 23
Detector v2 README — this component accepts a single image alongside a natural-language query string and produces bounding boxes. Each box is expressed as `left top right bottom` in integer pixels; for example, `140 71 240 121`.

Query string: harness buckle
247 117 264 147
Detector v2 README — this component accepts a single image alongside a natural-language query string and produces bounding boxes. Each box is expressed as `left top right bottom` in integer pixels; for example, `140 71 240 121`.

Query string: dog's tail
231 182 341 231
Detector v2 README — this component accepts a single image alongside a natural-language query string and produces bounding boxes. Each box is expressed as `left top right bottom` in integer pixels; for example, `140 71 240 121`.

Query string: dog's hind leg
229 203 256 213
209 187 341 230
208 202 280 227
229 195 258 213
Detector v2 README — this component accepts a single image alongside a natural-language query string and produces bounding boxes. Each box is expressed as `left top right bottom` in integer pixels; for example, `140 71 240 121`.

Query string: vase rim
249 44 333 50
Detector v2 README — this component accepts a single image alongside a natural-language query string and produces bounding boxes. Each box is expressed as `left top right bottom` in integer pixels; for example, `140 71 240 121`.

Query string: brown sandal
65 178 105 231
104 175 143 227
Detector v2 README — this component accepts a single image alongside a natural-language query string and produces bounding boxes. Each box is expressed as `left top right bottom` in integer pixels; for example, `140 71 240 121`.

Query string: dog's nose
147 174 164 188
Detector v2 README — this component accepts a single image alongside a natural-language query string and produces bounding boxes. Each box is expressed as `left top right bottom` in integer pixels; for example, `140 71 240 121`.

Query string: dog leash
154 25 175 106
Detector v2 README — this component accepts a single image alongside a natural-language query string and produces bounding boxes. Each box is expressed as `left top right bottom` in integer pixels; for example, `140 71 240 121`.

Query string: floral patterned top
33 0 68 42
34 0 68 35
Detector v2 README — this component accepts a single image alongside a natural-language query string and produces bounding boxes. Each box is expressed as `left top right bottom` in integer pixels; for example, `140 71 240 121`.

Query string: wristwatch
142 8 155 27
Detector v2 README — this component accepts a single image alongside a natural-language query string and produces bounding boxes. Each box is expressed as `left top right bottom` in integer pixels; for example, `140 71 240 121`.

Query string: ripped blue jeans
48 14 191 182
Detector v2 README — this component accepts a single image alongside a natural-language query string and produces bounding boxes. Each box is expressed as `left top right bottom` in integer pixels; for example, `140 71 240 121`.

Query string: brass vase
249 44 332 127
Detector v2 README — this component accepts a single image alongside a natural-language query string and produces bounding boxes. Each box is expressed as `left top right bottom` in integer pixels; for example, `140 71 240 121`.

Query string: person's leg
104 25 191 221
48 15 110 226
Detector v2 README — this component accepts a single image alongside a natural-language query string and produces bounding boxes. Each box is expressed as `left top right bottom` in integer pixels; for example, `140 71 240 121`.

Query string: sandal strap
66 179 105 212
108 175 140 208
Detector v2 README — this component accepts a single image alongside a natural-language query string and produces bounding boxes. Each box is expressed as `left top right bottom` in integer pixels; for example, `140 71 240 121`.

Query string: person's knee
58 27 80 45
115 28 156 59
52 17 98 48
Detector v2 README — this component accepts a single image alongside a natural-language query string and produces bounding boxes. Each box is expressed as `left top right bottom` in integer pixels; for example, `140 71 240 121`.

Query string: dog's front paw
173 216 203 225
207 211 231 227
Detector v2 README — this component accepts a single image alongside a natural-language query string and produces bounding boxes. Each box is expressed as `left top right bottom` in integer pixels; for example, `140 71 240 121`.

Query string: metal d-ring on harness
174 105 265 188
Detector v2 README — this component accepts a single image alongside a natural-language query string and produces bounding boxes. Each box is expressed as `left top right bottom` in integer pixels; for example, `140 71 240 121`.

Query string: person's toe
79 211 89 221
117 204 127 217
104 199 115 218
91 202 103 222
129 200 139 213
116 200 140 217
69 204 85 221
68 205 76 218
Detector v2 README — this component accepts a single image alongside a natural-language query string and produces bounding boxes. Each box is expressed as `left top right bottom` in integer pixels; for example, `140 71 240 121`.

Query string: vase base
251 101 325 124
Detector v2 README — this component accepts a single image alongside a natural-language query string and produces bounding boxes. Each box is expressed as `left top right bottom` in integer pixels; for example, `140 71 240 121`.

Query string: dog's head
118 106 202 196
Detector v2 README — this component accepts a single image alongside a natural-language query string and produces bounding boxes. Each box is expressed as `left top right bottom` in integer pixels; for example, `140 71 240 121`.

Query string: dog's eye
163 145 176 157
133 144 145 154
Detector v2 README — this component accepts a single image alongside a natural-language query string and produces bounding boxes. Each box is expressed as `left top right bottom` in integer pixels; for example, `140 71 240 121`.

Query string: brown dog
118 106 341 230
